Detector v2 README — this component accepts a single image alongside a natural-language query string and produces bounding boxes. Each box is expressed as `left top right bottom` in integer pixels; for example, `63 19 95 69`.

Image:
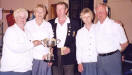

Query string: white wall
107 0 132 42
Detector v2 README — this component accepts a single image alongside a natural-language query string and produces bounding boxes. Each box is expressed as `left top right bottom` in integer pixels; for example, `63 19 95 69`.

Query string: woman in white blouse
0 8 41 75
76 8 97 75
25 4 54 75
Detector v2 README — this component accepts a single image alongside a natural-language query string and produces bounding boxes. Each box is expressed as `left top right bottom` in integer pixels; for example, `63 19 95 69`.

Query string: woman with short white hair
0 8 41 75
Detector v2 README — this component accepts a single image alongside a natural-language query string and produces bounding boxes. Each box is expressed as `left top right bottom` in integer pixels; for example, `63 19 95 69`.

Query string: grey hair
94 3 108 14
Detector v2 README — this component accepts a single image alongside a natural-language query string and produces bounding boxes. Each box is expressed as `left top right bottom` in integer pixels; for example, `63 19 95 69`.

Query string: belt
99 50 119 56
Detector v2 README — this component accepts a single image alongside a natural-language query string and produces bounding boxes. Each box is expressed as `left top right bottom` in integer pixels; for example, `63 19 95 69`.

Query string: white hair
13 8 28 19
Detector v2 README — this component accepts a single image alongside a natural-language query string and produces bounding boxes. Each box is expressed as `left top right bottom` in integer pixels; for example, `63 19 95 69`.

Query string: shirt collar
97 17 109 25
84 24 95 31
14 23 25 33
34 18 45 27
55 16 70 24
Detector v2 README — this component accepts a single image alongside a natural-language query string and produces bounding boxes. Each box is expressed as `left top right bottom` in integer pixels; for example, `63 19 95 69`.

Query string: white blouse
76 24 97 64
1 24 34 72
25 19 54 60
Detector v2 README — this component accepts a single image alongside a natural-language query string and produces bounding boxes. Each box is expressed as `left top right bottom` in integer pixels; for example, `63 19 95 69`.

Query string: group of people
76 3 128 75
0 1 128 75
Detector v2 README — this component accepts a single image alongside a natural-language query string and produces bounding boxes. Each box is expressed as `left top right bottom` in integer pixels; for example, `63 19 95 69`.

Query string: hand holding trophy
42 38 60 62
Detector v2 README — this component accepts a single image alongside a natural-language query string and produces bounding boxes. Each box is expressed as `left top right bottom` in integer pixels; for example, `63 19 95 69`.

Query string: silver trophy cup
42 38 60 62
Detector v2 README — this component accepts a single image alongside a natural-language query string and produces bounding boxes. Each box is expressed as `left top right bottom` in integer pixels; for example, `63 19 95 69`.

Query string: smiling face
81 13 93 25
80 8 93 25
15 12 27 26
34 7 46 21
14 8 28 26
95 4 108 23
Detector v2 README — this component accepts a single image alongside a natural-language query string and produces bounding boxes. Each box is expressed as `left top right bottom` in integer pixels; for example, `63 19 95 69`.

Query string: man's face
15 12 27 26
56 4 67 18
95 5 107 22
34 7 45 20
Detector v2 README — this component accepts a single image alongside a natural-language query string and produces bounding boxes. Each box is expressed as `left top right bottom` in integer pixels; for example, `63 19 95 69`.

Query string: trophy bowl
42 38 60 62
46 39 56 47
43 38 57 47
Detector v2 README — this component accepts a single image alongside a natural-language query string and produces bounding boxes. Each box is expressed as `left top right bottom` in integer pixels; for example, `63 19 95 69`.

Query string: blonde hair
33 4 47 13
80 8 94 20
13 8 28 18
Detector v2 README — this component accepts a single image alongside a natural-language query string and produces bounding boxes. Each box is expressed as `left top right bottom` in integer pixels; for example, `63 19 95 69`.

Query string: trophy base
44 59 54 62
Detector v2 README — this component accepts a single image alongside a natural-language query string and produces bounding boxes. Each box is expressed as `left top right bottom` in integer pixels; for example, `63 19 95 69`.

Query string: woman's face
34 7 46 20
15 12 27 26
81 13 92 25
